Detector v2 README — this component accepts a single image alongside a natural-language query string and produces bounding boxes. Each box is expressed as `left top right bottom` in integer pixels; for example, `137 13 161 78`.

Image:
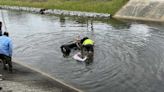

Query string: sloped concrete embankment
114 0 164 22
0 62 83 92
0 5 110 18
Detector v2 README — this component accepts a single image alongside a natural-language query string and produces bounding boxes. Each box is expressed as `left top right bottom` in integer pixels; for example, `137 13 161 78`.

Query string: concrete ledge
114 15 164 22
114 0 164 22
0 5 110 18
0 61 83 92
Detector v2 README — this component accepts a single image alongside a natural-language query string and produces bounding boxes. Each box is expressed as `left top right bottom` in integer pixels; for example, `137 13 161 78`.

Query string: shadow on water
2 10 164 92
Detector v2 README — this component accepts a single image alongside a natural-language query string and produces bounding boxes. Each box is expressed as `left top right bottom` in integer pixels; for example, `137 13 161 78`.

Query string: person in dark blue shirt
0 32 13 72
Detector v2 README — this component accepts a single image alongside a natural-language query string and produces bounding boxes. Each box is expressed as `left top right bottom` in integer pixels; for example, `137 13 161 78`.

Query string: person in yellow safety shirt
80 37 94 53
83 39 94 45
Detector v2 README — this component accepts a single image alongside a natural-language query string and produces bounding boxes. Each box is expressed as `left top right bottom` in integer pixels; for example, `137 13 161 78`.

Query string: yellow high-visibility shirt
82 39 94 45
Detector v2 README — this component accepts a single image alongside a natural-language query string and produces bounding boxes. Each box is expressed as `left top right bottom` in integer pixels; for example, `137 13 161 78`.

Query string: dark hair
3 31 9 36
80 37 89 44
0 21 2 30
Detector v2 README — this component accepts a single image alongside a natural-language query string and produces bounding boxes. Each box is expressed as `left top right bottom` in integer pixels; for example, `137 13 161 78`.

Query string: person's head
80 37 89 44
0 21 2 26
3 31 9 37
0 21 2 30
83 37 89 40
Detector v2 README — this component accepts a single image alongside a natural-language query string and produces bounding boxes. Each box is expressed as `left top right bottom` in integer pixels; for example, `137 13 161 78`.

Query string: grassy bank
0 0 129 14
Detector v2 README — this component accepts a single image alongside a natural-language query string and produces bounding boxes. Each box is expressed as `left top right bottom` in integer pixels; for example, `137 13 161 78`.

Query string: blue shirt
0 35 12 57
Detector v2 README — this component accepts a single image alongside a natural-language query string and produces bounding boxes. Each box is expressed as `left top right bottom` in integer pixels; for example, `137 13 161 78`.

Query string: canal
1 10 164 92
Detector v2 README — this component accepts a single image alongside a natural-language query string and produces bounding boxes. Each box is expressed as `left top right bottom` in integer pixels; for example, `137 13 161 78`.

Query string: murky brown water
1 10 164 92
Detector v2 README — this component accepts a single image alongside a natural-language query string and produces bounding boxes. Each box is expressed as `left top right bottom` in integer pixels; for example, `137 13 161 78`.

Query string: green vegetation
0 0 129 14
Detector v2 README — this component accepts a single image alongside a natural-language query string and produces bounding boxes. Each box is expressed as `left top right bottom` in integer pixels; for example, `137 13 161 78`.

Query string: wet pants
0 54 12 72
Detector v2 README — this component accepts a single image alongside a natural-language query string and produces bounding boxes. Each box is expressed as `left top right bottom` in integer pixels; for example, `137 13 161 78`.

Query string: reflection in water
1 10 164 92
59 16 66 27
90 20 94 32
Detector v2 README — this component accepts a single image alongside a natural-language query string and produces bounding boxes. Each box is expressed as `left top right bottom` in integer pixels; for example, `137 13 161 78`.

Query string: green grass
0 0 129 14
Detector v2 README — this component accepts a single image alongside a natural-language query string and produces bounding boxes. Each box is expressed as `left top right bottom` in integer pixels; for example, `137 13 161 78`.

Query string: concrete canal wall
114 0 164 22
0 5 110 18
